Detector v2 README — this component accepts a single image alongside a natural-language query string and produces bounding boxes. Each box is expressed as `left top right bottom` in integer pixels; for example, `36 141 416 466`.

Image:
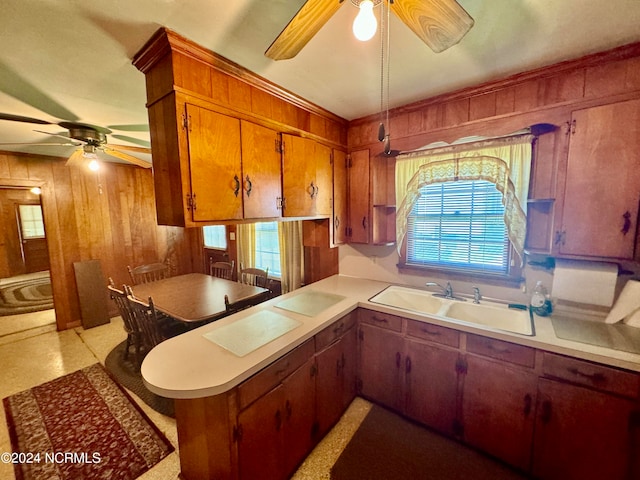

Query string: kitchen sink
369 285 534 336
368 285 444 315
445 301 533 336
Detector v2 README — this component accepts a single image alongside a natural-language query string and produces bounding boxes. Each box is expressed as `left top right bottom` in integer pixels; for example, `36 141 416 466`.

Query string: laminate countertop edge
140 274 640 399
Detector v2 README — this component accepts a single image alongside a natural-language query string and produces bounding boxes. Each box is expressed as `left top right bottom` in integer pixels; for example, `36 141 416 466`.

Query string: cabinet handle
362 216 368 229
233 175 240 197
285 400 292 421
371 315 388 324
621 211 632 235
332 322 344 335
314 184 319 197
308 182 316 198
487 342 510 354
405 356 412 374
244 175 252 197
567 367 606 384
421 327 441 336
334 216 340 228
395 352 401 369
523 394 532 417
541 400 552 424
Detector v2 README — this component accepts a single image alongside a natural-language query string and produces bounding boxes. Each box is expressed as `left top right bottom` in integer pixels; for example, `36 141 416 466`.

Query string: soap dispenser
530 281 553 316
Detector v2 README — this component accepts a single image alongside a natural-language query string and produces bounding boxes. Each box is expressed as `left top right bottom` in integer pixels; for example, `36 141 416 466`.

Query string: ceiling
1 0 640 166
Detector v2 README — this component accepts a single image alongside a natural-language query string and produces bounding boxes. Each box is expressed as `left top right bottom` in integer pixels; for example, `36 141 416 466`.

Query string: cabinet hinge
330 151 334 164
346 154 352 168
186 193 197 212
565 119 576 135
233 424 243 443
276 196 286 211
310 363 318 378
358 329 364 341
455 355 467 375
276 138 284 154
182 113 190 131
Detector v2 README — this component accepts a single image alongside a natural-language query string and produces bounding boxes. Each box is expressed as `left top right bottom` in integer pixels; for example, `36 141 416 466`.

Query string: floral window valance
396 134 534 264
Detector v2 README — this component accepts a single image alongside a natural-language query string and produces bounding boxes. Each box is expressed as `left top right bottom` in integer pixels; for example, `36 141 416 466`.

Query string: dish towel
605 279 640 325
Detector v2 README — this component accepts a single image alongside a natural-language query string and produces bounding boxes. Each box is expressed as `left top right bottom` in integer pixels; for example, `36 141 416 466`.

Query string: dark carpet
3 363 174 480
105 340 175 418
0 276 53 316
330 404 527 480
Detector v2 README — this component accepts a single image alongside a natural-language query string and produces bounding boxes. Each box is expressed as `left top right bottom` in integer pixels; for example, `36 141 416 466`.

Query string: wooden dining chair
239 266 269 289
107 278 142 368
125 287 167 354
127 262 169 285
224 294 260 315
209 259 235 280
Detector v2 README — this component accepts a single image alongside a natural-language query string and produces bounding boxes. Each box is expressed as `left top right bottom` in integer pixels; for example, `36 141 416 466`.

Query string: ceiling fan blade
107 143 152 154
0 113 53 125
265 0 346 60
102 147 152 169
390 0 474 53
65 149 85 167
0 142 78 147
106 124 150 132
110 134 151 148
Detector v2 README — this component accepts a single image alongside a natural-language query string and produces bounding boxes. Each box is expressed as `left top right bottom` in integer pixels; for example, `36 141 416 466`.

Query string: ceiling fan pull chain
378 0 386 142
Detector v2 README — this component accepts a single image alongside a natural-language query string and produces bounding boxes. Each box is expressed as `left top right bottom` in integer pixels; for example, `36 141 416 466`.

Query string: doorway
0 187 55 338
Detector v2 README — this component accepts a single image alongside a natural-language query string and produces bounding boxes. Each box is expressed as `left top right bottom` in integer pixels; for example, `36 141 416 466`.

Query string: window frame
398 179 523 286
254 221 281 279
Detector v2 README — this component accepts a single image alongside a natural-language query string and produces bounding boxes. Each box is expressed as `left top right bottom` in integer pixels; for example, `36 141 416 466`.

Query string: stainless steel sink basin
445 302 534 336
368 285 444 315
369 285 534 336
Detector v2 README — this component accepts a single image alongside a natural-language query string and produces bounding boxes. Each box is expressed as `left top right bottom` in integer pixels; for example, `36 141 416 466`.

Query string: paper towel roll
606 279 640 324
551 259 618 307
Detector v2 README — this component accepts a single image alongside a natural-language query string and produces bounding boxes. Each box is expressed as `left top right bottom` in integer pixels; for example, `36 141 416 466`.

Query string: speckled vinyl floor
0 317 370 480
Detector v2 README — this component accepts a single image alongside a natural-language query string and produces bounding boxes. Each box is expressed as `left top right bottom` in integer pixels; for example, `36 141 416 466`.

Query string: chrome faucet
473 287 481 304
426 281 454 299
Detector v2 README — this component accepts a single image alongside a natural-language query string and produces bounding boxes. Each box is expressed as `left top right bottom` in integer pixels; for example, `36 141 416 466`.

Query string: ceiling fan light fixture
352 0 379 42
88 159 100 171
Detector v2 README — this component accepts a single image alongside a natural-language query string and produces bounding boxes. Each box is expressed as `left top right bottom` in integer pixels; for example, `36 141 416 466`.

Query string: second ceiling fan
265 0 474 61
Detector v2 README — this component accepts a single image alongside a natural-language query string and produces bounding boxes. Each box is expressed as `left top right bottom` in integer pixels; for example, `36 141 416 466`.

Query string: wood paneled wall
0 151 202 330
348 42 640 152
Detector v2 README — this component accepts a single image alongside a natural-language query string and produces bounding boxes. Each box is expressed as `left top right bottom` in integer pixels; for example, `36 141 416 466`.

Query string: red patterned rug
3 363 174 480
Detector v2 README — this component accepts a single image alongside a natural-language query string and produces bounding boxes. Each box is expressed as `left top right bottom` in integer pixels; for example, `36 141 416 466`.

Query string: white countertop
141 274 640 399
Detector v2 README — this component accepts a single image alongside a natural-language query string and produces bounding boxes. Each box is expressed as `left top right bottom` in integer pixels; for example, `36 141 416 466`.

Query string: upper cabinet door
348 149 370 244
314 142 333 216
281 134 315 217
240 121 282 219
559 99 640 259
332 149 348 245
186 104 243 221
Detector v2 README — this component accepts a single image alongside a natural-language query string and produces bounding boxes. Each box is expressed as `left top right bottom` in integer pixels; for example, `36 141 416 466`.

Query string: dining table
131 273 270 324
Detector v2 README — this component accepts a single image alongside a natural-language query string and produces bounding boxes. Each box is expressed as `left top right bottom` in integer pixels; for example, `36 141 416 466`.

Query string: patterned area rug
0 277 53 316
3 363 174 480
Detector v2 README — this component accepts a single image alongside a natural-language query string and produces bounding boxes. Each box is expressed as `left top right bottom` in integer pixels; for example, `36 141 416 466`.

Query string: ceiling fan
265 0 474 60
0 113 152 169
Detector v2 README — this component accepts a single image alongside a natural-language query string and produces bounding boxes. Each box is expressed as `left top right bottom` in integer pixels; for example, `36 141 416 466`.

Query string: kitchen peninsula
142 275 640 480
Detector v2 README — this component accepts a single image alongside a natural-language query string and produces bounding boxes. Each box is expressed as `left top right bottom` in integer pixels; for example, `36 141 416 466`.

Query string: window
203 225 227 249
406 180 510 275
18 204 45 239
255 222 281 278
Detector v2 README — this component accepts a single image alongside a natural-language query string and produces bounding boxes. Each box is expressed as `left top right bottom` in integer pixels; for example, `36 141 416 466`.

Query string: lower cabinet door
237 385 285 480
358 323 404 411
533 378 638 480
461 355 537 472
404 339 459 437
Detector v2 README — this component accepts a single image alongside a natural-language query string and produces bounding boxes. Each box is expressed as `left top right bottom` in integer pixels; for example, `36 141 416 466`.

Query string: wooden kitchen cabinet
315 311 358 437
556 98 640 259
460 354 537 471
240 121 282 219
347 149 370 243
281 134 333 217
332 149 348 245
237 353 316 480
532 378 639 480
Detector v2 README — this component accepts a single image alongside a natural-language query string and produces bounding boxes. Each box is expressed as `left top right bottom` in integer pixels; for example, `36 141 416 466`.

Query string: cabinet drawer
237 339 315 410
466 334 535 368
406 319 460 348
359 309 403 332
542 352 640 398
315 311 357 351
